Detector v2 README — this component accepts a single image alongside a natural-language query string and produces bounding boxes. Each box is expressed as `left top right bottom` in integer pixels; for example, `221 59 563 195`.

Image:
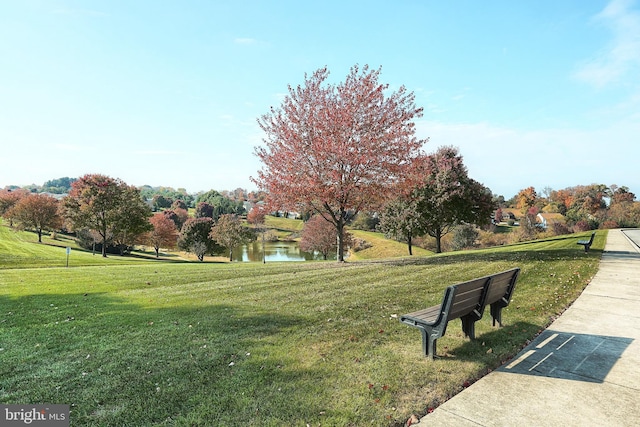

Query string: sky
1 0 640 199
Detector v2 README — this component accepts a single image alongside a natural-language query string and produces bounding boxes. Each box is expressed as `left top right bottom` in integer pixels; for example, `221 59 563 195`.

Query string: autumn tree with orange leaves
8 193 63 242
253 65 426 261
147 212 179 258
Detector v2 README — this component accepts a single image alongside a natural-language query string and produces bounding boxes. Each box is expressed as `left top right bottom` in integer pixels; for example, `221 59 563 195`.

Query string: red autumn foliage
253 65 426 261
147 212 178 257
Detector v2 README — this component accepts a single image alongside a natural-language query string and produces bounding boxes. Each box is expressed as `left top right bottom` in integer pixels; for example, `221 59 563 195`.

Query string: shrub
350 237 372 252
477 230 510 248
451 224 478 251
600 220 619 229
551 222 571 236
574 220 591 232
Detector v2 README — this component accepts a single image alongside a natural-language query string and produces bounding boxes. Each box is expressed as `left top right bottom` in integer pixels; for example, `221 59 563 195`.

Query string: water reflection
232 241 335 262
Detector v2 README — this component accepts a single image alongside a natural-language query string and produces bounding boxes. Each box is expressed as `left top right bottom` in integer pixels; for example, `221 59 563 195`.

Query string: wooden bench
577 232 595 253
400 268 520 359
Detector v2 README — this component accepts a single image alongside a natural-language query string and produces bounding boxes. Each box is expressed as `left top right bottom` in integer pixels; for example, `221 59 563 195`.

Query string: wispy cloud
54 143 90 152
574 0 640 87
51 8 109 17
234 37 258 45
133 149 183 156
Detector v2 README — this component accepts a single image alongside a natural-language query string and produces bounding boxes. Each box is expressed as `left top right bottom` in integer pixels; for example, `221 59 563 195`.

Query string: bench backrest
484 268 520 307
447 276 491 320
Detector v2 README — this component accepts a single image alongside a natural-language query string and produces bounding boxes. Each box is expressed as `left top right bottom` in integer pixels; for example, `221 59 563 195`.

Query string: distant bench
577 232 595 253
399 268 520 360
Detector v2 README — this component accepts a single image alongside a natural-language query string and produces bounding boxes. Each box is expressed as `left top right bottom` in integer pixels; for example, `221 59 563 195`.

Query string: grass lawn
0 225 604 426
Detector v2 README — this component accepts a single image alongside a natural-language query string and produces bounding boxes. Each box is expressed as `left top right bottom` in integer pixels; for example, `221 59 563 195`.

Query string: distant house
537 213 565 230
493 209 516 223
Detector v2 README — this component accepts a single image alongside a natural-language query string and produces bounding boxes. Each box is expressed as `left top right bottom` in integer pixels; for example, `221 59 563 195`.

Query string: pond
232 241 336 262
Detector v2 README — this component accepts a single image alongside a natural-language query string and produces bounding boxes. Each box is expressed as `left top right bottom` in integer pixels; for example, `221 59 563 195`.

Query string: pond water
232 241 336 262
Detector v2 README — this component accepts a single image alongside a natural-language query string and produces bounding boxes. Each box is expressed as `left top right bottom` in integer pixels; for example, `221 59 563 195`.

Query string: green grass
0 224 156 269
349 230 433 260
263 215 304 239
0 226 604 426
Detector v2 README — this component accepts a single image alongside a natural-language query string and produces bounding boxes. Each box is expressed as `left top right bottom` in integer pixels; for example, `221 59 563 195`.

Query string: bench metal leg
490 304 503 327
420 329 436 360
461 316 476 340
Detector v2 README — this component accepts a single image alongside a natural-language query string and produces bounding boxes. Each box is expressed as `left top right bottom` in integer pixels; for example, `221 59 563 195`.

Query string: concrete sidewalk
415 229 640 426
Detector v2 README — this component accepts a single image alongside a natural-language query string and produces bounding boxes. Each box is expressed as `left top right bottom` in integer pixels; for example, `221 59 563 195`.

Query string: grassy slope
349 230 433 260
0 225 604 426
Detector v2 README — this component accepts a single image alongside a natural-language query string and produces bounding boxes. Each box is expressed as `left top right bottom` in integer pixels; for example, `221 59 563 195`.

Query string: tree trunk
435 229 442 254
37 228 43 243
407 233 413 256
229 249 233 262
337 220 346 262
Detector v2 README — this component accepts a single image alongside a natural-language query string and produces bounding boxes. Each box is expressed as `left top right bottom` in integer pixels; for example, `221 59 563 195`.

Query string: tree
163 208 189 231
412 146 494 253
171 199 188 211
610 185 635 204
147 213 178 257
8 193 63 242
246 205 266 226
152 194 172 210
378 197 422 255
209 214 252 261
197 190 245 220
519 206 540 240
178 217 219 261
299 214 340 260
515 187 537 212
253 65 426 261
564 184 610 228
62 174 150 257
494 207 504 224
110 185 153 254
42 177 76 194
195 202 214 218
0 188 28 226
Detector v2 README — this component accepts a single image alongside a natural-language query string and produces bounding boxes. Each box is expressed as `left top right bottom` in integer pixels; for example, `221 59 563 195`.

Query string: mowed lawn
0 224 604 426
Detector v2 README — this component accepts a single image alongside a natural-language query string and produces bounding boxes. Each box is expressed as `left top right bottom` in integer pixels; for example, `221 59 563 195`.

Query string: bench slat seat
400 268 520 359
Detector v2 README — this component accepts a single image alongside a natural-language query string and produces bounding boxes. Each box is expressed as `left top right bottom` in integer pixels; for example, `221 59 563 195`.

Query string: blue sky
1 0 639 199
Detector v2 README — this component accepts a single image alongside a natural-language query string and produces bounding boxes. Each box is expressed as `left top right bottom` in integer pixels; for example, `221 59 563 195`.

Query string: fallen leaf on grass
406 414 420 426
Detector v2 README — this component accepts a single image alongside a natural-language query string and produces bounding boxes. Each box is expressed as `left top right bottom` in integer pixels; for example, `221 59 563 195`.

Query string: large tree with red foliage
253 65 426 261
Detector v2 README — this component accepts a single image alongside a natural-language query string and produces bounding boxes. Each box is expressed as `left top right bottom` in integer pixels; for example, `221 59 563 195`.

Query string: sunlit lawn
0 225 603 426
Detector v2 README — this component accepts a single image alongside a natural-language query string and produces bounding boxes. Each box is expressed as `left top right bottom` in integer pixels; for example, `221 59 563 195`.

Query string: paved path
414 229 640 426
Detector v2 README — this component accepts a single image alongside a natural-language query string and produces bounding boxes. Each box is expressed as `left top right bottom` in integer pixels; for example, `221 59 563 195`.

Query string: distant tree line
0 174 257 261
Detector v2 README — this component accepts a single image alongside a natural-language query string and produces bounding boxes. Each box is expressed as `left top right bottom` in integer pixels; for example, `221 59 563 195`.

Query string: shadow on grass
0 292 329 426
